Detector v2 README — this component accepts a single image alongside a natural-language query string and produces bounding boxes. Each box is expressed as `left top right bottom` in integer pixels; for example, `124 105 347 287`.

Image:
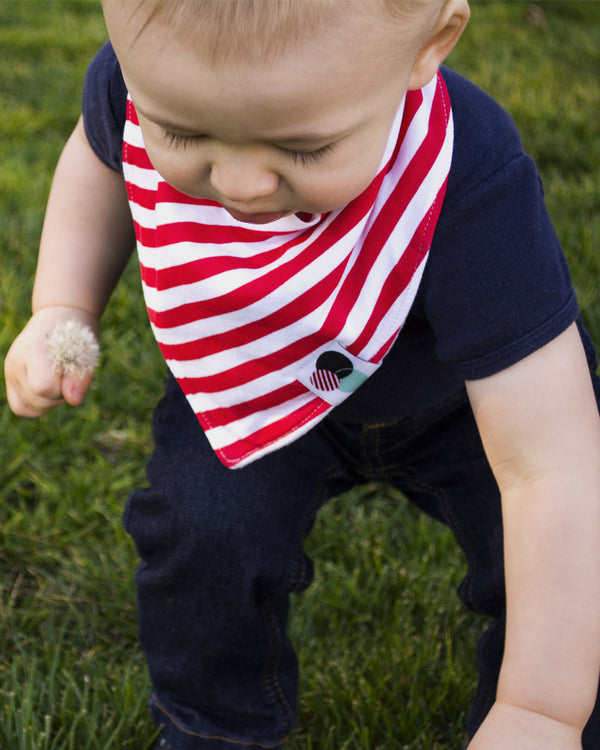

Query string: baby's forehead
119 0 432 67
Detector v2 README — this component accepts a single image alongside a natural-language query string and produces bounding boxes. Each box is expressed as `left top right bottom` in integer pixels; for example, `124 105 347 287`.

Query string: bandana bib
122 73 453 468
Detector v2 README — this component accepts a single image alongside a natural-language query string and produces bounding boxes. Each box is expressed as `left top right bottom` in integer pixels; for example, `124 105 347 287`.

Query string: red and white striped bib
123 73 453 468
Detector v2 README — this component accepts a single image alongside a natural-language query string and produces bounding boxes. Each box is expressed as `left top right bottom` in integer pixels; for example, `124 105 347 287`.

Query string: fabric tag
296 342 381 406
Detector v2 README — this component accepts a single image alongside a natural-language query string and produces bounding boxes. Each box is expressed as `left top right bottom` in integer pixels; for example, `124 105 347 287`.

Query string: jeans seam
356 394 486 613
362 424 382 473
373 424 386 472
390 465 479 608
259 457 346 735
360 461 480 610
151 692 291 748
285 458 348 595
261 598 295 732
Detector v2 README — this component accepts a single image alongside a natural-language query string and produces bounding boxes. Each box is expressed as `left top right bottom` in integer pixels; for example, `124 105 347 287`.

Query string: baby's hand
5 307 99 417
467 702 582 749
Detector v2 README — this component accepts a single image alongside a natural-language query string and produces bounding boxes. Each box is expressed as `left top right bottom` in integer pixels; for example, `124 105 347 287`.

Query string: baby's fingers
61 370 94 406
6 350 92 416
5 349 65 417
5 383 58 418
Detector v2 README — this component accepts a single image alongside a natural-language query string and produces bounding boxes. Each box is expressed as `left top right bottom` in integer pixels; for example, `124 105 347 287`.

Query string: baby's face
105 3 430 224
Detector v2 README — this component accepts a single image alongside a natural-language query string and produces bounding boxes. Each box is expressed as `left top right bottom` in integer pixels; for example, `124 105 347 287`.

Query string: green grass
0 1 598 748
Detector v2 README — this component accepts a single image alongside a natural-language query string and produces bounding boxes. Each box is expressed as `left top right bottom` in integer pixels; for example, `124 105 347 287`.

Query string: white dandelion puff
46 321 100 375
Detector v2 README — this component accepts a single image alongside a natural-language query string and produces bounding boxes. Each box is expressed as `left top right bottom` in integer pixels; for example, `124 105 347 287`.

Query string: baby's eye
282 144 334 167
161 129 333 166
162 131 205 150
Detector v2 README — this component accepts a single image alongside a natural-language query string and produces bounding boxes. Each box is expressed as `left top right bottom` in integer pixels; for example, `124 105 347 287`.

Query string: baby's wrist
469 701 583 749
31 304 100 329
497 670 596 733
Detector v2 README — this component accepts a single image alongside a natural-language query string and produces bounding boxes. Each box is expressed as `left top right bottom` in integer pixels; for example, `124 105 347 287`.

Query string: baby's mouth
224 207 292 224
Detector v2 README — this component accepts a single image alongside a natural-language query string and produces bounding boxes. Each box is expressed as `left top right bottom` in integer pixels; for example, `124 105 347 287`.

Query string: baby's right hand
5 306 99 417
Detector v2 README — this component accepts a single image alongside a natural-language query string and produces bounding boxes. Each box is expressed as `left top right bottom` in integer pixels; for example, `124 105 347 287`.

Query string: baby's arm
5 117 135 416
466 322 600 748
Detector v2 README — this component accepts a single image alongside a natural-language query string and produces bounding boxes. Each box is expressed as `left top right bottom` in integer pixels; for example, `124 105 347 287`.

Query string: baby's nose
210 151 279 203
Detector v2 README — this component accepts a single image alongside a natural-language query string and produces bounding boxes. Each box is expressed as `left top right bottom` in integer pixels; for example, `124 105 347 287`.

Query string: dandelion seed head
46 321 100 375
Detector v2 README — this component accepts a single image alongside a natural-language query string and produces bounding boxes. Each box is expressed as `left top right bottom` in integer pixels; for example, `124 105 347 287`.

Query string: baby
6 1 600 748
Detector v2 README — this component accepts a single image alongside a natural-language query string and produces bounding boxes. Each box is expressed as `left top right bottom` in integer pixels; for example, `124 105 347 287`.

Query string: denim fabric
124 360 600 749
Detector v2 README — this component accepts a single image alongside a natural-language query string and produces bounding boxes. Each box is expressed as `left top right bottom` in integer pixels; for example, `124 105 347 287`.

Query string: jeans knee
123 485 177 564
123 482 237 572
123 482 311 599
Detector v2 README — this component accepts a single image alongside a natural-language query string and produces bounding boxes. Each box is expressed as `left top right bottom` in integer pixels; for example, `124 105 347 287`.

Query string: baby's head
102 0 469 223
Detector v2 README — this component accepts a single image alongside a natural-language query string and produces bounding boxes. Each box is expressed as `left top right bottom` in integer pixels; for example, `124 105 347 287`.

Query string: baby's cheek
148 150 208 198
298 168 379 214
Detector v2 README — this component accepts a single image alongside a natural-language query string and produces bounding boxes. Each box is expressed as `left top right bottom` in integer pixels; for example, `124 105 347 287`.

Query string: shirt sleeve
419 68 578 381
81 41 128 174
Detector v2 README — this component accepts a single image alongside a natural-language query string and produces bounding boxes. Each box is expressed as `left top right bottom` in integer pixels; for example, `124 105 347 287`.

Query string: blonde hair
124 0 438 66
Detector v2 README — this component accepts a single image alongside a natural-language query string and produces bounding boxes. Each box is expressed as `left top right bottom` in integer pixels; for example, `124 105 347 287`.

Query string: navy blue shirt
82 42 580 422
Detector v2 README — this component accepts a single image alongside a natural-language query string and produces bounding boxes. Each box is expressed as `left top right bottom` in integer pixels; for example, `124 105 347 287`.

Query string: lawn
0 1 598 748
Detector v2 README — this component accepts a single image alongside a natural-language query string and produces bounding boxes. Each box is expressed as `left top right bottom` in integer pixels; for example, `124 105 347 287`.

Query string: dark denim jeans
124 361 600 749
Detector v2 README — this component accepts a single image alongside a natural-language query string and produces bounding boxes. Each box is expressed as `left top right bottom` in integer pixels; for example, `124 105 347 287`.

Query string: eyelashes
162 131 205 150
285 143 333 166
161 130 333 167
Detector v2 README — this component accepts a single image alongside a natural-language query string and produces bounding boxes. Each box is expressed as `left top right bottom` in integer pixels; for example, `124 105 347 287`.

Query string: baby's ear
408 0 470 90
